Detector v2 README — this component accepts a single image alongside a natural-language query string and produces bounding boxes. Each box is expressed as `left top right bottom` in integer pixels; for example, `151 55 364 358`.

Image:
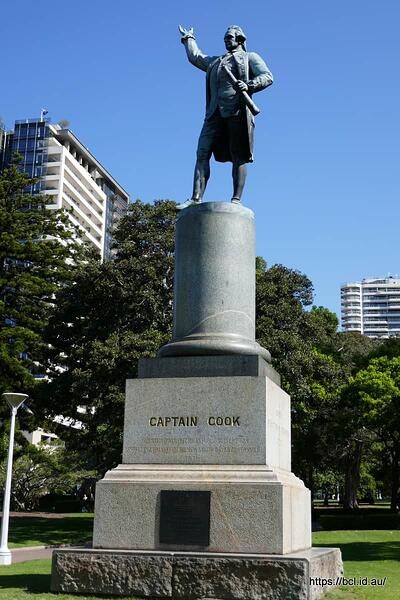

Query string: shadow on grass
9 517 93 546
314 540 400 562
0 573 139 599
0 573 50 593
316 512 400 530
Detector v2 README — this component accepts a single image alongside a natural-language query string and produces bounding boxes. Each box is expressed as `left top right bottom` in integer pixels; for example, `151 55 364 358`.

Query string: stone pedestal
93 365 311 555
158 203 270 361
52 547 343 599
51 202 342 597
93 464 310 555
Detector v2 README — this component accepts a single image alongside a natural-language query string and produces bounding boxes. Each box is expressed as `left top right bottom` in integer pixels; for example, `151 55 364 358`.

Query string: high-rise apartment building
0 117 129 259
341 277 400 338
0 123 13 170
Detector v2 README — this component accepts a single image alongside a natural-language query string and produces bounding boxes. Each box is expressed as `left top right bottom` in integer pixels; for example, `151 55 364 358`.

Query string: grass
0 528 398 599
314 530 400 599
314 506 400 530
7 514 94 548
0 560 138 600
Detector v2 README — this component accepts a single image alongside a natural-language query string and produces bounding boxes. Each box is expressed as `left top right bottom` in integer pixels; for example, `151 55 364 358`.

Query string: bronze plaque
159 490 210 546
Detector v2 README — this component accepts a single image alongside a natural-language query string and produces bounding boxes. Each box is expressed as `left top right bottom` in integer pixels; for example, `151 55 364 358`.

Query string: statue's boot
176 198 201 210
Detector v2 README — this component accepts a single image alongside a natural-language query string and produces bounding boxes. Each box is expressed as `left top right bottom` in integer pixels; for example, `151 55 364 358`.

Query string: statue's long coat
184 39 273 163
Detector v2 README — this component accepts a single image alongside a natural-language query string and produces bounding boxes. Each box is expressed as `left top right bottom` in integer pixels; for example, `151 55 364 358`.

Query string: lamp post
0 392 28 565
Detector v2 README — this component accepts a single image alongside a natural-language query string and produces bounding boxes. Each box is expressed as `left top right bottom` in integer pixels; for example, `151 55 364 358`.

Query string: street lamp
0 392 28 565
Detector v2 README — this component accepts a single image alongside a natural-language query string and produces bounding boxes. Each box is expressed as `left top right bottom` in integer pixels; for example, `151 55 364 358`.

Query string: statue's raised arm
178 25 218 73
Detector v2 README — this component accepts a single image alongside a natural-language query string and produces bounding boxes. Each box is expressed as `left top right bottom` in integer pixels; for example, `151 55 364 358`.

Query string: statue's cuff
181 34 195 43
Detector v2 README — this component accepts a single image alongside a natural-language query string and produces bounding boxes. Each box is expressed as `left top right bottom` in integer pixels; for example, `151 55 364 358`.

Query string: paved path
1 511 69 519
11 544 89 564
11 546 54 563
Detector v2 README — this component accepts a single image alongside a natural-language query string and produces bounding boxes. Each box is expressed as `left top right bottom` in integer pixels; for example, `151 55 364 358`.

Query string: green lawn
314 508 400 530
0 560 137 600
0 529 398 599
7 514 94 548
314 530 400 599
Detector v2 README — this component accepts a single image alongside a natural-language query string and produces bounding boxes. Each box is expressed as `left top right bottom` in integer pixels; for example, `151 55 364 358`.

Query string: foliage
36 200 176 476
57 119 70 129
334 331 378 375
255 260 344 491
314 468 343 503
316 334 383 510
256 259 316 392
341 356 400 511
0 442 94 511
369 337 400 360
254 261 389 507
0 159 86 402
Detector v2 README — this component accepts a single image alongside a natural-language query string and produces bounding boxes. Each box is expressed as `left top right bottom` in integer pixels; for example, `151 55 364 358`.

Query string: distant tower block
341 276 400 338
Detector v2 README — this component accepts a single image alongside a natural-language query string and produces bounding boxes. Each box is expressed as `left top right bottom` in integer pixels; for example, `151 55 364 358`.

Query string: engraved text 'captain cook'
149 416 241 427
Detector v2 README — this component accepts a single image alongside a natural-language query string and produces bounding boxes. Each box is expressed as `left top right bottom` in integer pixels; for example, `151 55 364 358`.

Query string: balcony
64 164 104 215
64 153 105 205
62 188 103 235
64 207 102 254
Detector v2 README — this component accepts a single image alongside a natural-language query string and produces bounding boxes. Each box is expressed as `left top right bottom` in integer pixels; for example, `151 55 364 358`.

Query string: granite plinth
138 355 280 385
158 202 270 362
122 375 290 467
51 547 343 599
93 465 311 554
159 335 271 362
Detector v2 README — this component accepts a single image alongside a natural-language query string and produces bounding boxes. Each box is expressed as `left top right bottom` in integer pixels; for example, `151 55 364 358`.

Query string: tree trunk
307 463 314 501
343 440 363 510
307 463 317 521
390 447 399 513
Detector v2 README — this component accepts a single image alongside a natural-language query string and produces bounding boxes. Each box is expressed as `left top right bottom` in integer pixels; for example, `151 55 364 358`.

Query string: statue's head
224 25 247 51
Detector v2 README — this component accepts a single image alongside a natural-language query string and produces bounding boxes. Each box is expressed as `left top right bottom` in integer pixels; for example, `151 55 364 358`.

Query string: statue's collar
225 48 245 57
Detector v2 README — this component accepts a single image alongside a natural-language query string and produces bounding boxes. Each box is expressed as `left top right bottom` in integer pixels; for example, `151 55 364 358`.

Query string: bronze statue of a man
178 25 273 209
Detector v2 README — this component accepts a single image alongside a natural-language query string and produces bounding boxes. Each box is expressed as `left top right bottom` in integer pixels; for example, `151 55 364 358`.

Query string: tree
57 119 70 129
256 260 317 393
322 331 379 510
36 200 176 475
255 260 345 496
0 159 86 405
341 356 400 511
0 441 94 511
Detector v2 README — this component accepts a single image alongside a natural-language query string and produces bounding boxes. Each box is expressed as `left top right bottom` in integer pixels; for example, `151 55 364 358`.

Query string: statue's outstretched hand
179 25 195 43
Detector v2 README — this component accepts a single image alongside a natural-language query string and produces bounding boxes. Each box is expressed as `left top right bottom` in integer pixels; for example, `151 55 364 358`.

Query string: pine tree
37 199 176 475
0 158 86 403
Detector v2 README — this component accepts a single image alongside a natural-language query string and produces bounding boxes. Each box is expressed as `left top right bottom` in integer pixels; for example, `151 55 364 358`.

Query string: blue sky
2 0 399 318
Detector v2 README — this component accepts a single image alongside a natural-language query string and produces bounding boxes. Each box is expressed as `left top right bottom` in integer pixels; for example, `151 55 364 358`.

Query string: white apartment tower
341 277 400 338
0 118 129 259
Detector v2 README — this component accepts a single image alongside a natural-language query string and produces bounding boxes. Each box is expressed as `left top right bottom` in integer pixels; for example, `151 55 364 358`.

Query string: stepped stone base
51 547 343 599
93 465 311 554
